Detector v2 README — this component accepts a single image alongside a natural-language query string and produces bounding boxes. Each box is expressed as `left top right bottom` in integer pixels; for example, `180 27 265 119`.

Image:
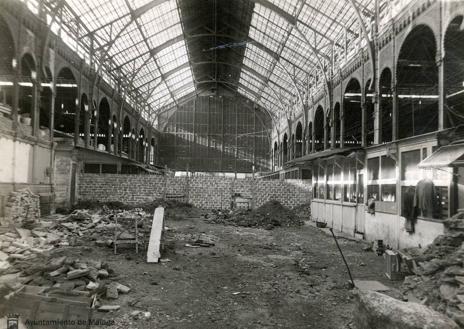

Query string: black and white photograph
0 0 464 328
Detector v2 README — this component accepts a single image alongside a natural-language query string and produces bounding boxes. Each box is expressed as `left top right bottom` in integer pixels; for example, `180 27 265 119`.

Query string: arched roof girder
193 61 293 114
345 0 376 89
196 79 282 126
248 0 330 96
40 0 66 80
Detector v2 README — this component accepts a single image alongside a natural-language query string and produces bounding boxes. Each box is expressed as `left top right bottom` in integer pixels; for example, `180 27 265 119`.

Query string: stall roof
286 147 361 165
418 143 464 168
134 164 163 174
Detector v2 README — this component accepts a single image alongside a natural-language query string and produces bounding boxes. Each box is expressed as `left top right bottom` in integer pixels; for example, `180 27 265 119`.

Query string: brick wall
78 174 311 209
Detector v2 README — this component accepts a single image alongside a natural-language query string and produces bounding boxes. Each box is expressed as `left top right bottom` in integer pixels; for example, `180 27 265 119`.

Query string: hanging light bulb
11 58 17 69
31 71 37 80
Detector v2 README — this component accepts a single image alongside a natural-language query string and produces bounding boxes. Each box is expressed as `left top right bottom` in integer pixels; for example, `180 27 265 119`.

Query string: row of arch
272 18 464 168
0 15 158 165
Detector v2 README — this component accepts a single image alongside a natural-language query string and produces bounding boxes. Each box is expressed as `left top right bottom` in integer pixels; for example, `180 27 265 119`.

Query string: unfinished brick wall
78 174 311 209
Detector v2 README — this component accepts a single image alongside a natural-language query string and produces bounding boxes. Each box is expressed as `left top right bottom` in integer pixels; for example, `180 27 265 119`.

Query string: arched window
139 128 145 162
97 98 110 150
0 16 15 107
397 25 438 138
379 68 393 143
55 67 77 135
283 133 288 163
19 54 36 123
365 79 375 146
78 94 89 145
333 103 341 148
314 106 324 151
343 78 362 147
444 16 464 127
295 122 302 158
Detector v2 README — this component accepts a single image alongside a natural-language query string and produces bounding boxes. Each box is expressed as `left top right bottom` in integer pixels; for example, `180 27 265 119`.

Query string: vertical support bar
311 119 316 153
374 88 381 144
94 90 100 150
75 62 83 147
253 104 256 171
340 100 345 148
135 117 140 161
437 57 444 131
323 111 328 150
234 100 238 179
49 74 57 213
330 106 336 149
374 0 381 145
193 96 197 171
391 21 398 141
12 5 23 133
437 0 444 130
361 84 366 147
220 96 224 174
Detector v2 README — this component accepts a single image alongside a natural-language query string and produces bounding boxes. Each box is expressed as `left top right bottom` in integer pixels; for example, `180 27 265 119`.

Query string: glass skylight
42 0 195 116
240 0 375 116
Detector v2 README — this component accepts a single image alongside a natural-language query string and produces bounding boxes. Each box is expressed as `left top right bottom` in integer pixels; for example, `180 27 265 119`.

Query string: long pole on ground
329 228 355 288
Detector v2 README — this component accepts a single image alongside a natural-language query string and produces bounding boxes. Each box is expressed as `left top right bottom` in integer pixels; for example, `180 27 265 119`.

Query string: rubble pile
205 200 304 230
292 202 312 221
138 199 201 220
0 225 58 277
402 211 464 327
4 189 41 227
73 199 201 221
51 208 151 248
0 210 139 312
1 249 132 312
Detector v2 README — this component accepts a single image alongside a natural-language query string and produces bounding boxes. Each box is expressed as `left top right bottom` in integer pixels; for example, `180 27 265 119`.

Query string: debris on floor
355 289 459 329
4 189 41 227
204 200 304 229
0 198 403 329
0 206 148 315
292 202 312 221
401 212 464 327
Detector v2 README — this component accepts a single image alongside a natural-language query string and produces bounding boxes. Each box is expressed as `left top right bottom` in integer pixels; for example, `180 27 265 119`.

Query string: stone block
354 289 459 329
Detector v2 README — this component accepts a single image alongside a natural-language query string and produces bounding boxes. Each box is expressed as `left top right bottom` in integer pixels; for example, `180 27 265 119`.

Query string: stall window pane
437 186 448 219
381 156 396 180
368 157 380 181
368 185 379 201
357 173 364 202
422 148 428 160
381 184 396 202
327 164 334 200
401 150 421 181
343 162 350 202
313 164 318 199
334 164 342 201
318 164 325 199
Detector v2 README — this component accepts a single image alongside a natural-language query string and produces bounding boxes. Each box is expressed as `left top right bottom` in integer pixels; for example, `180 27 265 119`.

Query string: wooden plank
146 207 164 263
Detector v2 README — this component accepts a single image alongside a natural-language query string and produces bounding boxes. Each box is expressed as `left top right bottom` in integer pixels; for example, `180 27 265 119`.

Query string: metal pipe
329 228 355 288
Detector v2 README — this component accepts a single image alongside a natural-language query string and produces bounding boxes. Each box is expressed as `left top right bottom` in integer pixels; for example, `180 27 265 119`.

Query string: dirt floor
71 215 399 329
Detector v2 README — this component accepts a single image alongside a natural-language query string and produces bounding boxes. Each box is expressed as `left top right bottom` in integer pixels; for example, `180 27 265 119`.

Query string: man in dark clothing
402 186 416 233
414 178 441 219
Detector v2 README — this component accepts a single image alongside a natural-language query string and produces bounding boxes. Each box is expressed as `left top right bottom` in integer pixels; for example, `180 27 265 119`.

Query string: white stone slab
354 279 390 292
147 207 164 263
